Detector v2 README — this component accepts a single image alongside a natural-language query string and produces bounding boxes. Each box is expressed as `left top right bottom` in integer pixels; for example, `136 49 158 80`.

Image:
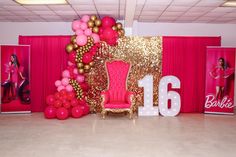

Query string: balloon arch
44 15 125 120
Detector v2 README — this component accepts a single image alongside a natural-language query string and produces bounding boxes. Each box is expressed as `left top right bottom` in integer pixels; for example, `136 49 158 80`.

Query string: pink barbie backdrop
1 45 31 113
205 47 235 115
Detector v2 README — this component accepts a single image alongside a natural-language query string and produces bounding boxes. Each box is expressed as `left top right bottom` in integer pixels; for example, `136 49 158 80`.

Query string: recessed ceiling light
221 0 236 7
14 0 67 5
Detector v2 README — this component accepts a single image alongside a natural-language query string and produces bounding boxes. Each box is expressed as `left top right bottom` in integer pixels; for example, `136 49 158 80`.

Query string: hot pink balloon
81 15 90 23
57 85 65 92
68 61 74 66
91 33 100 43
73 68 78 75
76 29 84 35
101 16 116 28
68 52 76 64
61 78 69 86
80 22 88 30
65 85 73 92
62 70 70 78
72 20 81 32
76 75 85 83
84 28 92 36
44 106 57 119
76 34 88 46
82 52 93 64
55 80 62 87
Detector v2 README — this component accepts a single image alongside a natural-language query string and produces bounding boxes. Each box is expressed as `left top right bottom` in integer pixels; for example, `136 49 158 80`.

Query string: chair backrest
106 60 131 102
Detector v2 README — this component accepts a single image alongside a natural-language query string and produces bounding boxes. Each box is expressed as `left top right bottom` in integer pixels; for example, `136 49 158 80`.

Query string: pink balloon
71 106 83 118
80 22 88 30
81 15 90 23
76 34 88 46
91 33 100 43
44 106 57 119
76 75 85 83
65 85 73 92
84 28 92 36
72 20 81 32
82 52 93 64
55 80 62 87
76 29 84 36
61 78 69 86
68 61 74 66
101 16 116 28
62 70 70 78
73 68 78 75
57 85 65 92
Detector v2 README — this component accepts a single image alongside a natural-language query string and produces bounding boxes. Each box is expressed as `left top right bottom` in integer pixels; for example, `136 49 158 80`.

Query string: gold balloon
71 35 77 44
87 20 94 28
89 61 94 67
116 22 123 30
90 15 97 21
92 26 99 33
84 64 91 70
119 29 125 36
112 25 118 31
73 43 79 49
77 62 84 68
66 44 74 53
94 19 101 26
78 68 84 74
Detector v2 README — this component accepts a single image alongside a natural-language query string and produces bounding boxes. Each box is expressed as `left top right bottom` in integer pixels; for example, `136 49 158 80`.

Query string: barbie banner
1 45 31 113
204 47 235 115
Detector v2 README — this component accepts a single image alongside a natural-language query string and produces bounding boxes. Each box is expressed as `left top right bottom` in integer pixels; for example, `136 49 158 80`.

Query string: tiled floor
0 113 236 157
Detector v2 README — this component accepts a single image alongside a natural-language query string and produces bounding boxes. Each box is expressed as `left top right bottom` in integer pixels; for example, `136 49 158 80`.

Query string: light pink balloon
68 61 74 66
76 29 84 36
65 85 73 92
80 22 88 30
61 78 69 86
91 33 100 43
72 20 81 32
76 75 85 83
57 85 65 92
55 80 62 87
81 15 90 23
76 34 88 46
84 28 92 36
62 70 70 78
73 68 78 75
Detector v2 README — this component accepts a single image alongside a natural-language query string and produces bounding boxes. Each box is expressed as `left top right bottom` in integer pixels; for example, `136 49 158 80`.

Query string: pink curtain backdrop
19 36 221 113
19 36 70 112
162 36 221 113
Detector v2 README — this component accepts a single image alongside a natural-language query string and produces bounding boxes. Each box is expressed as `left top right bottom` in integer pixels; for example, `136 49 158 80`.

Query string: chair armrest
125 91 135 105
101 91 109 107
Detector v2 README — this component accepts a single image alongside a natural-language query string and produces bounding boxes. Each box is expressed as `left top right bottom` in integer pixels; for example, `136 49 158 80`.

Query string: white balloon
159 76 181 116
138 75 159 116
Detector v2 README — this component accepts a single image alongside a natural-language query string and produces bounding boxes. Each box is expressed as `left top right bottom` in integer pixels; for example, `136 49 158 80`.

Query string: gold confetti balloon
92 26 99 33
66 44 74 53
84 64 90 70
112 25 118 31
90 15 97 21
116 22 123 30
94 19 102 27
87 20 94 28
77 62 84 68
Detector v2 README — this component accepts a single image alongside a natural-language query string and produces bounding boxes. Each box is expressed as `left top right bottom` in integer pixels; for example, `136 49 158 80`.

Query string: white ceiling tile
0 10 15 16
3 5 28 11
67 0 94 4
141 11 162 16
139 15 158 20
188 7 214 13
146 0 172 5
94 0 119 5
161 12 184 17
96 5 118 11
23 5 51 11
158 16 178 20
177 16 197 20
40 15 62 20
182 12 205 17
137 0 146 5
143 5 167 11
166 6 191 12
49 5 72 11
223 12 236 18
204 12 225 17
196 16 216 20
33 10 56 15
76 10 97 15
28 19 46 22
172 0 199 6
210 7 236 13
55 10 77 16
11 10 35 16
139 19 155 22
195 0 225 7
0 1 19 5
72 5 96 11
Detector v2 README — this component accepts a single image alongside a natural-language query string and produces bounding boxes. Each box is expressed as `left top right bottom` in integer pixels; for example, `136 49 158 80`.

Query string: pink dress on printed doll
210 66 234 87
5 64 24 83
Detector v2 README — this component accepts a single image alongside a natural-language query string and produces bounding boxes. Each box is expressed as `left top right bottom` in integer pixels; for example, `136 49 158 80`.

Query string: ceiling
0 0 236 25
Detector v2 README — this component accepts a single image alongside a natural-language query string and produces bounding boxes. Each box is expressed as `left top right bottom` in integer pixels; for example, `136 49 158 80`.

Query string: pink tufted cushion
106 60 130 103
104 102 131 109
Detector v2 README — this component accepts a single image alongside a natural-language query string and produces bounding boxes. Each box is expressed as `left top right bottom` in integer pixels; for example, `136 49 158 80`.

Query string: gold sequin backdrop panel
86 36 162 112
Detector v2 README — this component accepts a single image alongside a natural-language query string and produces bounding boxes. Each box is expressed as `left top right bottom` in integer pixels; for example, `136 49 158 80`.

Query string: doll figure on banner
1 54 30 104
209 57 234 100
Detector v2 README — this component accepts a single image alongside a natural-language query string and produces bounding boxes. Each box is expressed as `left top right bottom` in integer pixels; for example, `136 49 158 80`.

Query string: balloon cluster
45 15 125 120
44 89 90 120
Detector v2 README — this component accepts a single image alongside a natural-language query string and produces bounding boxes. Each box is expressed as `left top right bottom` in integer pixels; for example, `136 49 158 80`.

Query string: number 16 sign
138 75 181 117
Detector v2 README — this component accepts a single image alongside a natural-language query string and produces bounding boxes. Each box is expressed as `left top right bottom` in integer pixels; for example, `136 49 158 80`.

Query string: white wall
0 21 236 106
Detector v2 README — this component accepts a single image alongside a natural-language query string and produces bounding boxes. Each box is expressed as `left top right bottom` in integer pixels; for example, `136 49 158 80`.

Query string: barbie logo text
205 94 234 109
